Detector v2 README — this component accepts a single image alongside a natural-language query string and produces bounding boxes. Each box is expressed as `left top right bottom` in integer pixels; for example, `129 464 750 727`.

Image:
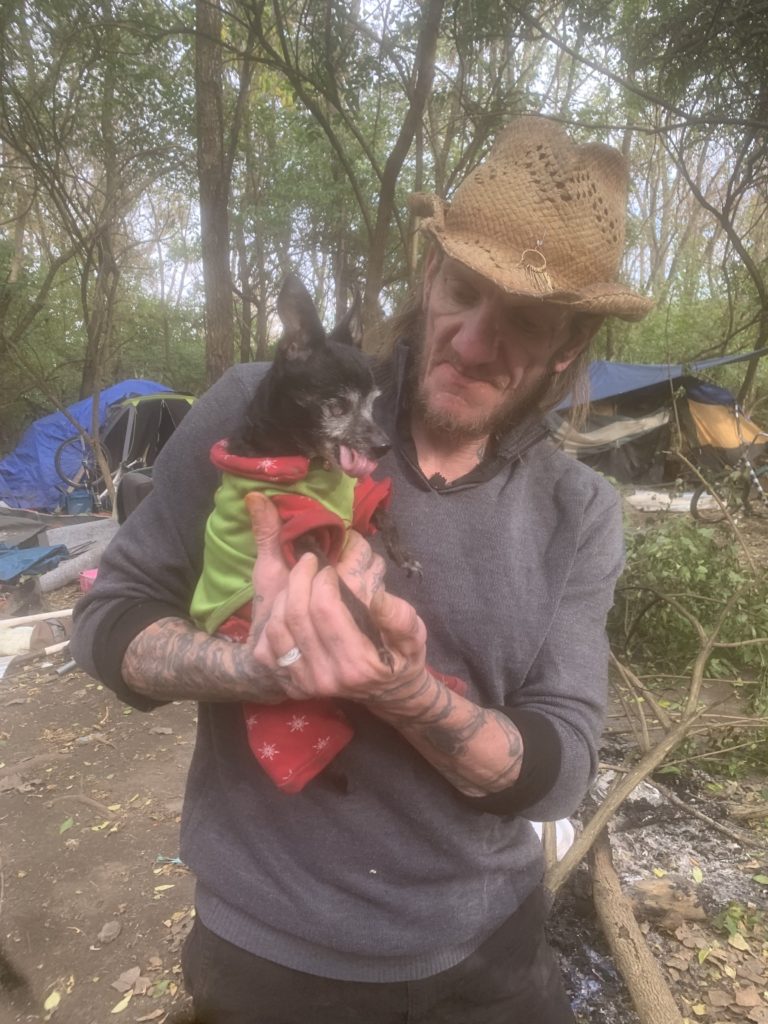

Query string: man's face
415 253 586 439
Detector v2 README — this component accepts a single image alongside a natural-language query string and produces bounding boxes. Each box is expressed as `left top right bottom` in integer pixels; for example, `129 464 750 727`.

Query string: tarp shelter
548 348 768 484
0 381 194 512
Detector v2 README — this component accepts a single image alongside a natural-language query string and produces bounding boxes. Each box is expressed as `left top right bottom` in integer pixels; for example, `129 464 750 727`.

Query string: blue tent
550 347 768 483
564 347 768 407
0 380 171 512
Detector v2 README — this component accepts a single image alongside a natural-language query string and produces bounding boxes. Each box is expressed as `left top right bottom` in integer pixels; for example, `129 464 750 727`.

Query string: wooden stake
0 608 73 629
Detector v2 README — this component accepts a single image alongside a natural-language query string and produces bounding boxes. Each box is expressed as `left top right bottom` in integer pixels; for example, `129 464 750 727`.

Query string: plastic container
79 568 99 593
66 487 93 515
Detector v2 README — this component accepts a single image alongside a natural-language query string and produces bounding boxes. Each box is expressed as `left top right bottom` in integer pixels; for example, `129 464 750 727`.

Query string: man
71 116 652 1023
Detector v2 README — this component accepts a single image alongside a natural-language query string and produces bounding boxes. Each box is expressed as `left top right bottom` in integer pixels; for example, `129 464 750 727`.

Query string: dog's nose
371 444 391 459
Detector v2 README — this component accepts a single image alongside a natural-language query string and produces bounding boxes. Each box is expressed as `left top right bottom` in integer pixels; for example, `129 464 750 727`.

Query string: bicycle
54 432 134 512
690 460 768 522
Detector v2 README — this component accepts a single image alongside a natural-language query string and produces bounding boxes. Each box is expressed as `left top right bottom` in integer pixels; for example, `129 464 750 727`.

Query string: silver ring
276 645 302 668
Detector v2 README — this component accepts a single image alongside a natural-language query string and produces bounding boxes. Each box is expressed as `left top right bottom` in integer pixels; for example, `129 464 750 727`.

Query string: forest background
1 0 767 453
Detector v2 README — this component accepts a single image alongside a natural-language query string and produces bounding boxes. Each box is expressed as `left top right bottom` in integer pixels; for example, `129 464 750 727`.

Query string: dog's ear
276 274 325 361
328 287 363 349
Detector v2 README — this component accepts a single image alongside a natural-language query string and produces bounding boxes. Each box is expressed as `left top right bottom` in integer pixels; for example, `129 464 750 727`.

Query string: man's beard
409 331 554 442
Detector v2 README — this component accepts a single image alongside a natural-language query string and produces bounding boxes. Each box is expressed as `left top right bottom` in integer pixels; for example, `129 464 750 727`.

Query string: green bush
609 516 768 714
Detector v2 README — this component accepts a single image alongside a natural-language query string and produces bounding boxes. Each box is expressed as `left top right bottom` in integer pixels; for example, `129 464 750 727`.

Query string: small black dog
228 274 418 663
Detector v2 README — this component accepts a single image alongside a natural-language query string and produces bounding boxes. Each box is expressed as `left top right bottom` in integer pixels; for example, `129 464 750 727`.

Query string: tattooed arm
122 493 390 707
256 551 525 798
122 618 286 704
367 670 524 797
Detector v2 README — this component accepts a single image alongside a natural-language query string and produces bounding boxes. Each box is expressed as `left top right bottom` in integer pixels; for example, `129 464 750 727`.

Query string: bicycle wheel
54 435 112 490
743 465 768 518
690 482 728 523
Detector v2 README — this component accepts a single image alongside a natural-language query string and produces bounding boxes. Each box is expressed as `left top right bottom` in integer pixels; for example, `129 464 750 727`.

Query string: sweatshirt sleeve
463 476 624 820
70 366 265 710
508 479 624 820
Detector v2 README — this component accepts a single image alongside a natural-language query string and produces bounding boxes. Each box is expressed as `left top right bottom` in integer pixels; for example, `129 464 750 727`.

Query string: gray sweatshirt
71 345 624 982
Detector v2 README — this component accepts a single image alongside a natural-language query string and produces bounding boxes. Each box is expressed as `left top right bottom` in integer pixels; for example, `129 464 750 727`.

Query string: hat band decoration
517 248 553 293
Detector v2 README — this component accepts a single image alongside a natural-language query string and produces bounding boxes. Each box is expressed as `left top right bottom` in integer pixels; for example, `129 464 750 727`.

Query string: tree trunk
737 312 768 407
361 0 445 335
590 831 684 1024
195 0 234 387
80 0 119 399
234 217 253 363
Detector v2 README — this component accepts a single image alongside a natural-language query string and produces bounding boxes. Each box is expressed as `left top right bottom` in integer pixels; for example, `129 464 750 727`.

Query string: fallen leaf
653 866 667 877
133 975 151 996
97 921 122 944
734 985 762 1008
135 1012 165 1022
58 817 74 834
111 966 141 993
110 991 132 1013
691 865 703 884
666 955 691 971
728 933 752 952
43 990 61 1011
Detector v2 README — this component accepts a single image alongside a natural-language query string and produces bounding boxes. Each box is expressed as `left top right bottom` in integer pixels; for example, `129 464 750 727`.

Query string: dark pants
181 888 575 1024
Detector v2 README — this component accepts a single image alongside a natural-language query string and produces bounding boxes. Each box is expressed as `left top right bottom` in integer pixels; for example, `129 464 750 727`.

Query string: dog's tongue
339 445 377 478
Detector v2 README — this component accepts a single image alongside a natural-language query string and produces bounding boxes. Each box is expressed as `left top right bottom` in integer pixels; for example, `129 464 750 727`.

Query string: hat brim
422 222 654 323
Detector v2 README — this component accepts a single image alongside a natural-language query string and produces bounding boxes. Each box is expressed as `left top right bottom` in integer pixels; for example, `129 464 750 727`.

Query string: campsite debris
0 625 33 656
111 965 152 994
1 639 70 677
628 874 708 931
654 780 768 851
0 607 73 628
38 537 112 592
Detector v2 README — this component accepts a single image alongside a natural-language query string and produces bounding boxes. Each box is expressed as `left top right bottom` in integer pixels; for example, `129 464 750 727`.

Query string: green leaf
59 817 74 833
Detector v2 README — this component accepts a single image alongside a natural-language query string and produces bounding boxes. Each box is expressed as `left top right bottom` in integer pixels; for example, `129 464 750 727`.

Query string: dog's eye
326 398 350 417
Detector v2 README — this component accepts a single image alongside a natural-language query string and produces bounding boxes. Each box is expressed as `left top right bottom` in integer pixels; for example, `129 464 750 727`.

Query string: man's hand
245 492 291 638
244 497 526 798
246 489 403 641
246 492 427 700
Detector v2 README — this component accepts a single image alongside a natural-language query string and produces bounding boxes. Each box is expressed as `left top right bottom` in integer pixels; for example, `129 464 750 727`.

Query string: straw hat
410 116 653 322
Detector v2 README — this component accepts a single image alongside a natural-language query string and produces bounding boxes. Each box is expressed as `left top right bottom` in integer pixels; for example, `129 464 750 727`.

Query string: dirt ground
1 523 767 1024
1 583 197 1024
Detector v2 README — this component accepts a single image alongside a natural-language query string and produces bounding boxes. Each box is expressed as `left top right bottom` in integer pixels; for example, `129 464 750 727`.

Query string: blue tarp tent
0 380 171 512
562 347 768 408
550 347 768 483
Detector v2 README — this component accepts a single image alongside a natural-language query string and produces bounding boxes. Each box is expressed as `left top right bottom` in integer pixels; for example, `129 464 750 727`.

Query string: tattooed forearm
369 671 525 797
123 617 285 704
